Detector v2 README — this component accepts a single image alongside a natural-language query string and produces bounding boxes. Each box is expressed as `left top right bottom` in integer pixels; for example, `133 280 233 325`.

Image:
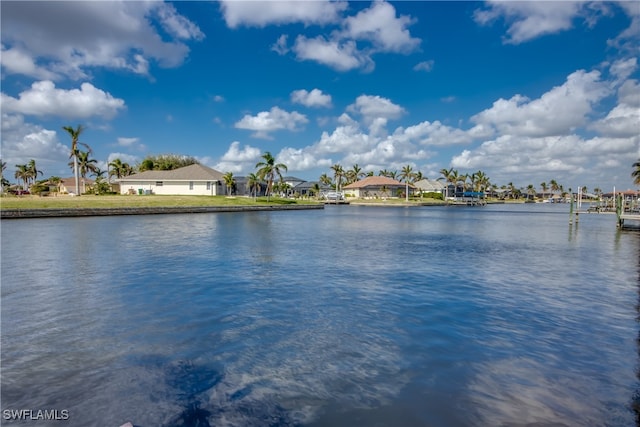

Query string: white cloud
214 141 262 173
1 80 126 120
288 1 420 72
290 89 332 108
117 137 139 147
470 70 609 137
234 106 308 139
0 45 59 80
474 1 590 44
213 95 225 103
277 146 332 171
342 1 420 53
107 152 139 166
414 60 434 72
347 95 406 125
1 113 69 176
393 121 473 147
293 36 371 72
1 1 203 80
271 35 290 55
219 0 347 28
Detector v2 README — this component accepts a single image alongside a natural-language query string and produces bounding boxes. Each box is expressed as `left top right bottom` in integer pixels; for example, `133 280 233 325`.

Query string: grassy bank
0 194 321 210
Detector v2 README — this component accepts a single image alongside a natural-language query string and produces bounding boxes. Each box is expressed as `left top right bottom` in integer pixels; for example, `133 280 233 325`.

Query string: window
155 181 163 186
189 181 194 190
206 182 211 190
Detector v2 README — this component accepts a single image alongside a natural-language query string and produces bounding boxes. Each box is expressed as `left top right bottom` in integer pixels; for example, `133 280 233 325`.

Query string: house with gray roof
118 164 225 195
343 176 413 198
413 178 445 196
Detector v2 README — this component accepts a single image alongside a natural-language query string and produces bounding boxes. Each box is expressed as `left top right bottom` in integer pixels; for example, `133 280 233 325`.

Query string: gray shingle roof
119 164 224 181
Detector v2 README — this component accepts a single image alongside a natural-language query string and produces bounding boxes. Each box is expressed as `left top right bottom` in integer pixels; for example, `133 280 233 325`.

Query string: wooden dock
618 212 640 229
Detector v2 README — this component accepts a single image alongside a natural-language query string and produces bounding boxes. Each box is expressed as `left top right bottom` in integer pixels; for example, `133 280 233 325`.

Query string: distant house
59 177 95 195
293 181 331 197
117 164 225 195
343 176 413 198
413 178 445 196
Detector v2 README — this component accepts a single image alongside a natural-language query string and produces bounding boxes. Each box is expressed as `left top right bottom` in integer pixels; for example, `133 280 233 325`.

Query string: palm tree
311 182 321 199
109 158 125 180
549 179 559 196
346 164 364 184
1 160 9 191
632 159 640 185
246 172 261 200
399 164 415 202
331 164 345 192
62 125 90 196
14 164 29 190
319 173 332 187
255 151 287 200
223 171 236 196
526 184 536 200
27 159 43 187
540 182 548 200
70 150 98 194
439 167 455 199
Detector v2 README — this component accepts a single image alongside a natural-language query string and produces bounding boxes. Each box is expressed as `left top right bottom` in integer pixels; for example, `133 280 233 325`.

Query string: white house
118 164 225 196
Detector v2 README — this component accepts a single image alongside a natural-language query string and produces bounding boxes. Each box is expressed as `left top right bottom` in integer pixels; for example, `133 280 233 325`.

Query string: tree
311 182 321 199
69 150 98 194
439 167 455 199
14 164 29 190
246 172 261 200
108 158 134 180
346 164 364 184
319 173 332 187
549 179 559 195
0 160 9 191
27 159 43 186
223 171 236 196
255 151 287 200
331 164 345 192
399 164 415 202
633 159 640 185
138 154 199 171
526 184 536 200
63 125 89 196
540 182 548 200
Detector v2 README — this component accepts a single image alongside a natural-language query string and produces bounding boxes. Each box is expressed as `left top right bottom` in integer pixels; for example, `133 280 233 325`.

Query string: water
1 204 638 426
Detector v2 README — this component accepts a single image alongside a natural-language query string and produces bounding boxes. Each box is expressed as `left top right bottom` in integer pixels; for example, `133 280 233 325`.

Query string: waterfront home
59 177 95 195
413 178 446 197
343 176 413 198
118 164 225 195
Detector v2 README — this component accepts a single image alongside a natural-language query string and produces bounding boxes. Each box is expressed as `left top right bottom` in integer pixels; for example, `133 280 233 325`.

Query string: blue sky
2 1 639 191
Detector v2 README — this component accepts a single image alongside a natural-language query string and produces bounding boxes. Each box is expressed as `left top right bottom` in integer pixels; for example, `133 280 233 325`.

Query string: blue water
1 204 638 426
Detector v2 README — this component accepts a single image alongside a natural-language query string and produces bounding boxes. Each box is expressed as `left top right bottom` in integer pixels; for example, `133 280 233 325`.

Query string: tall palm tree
439 167 455 199
246 172 261 200
62 125 89 196
632 159 640 185
255 151 287 200
331 163 345 192
319 173 332 187
549 179 559 196
108 158 125 180
346 164 364 184
14 164 29 190
27 159 43 186
540 182 548 200
223 171 236 196
70 150 98 194
399 164 415 202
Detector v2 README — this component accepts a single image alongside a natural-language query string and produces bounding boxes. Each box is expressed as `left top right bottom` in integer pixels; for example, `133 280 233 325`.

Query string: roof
413 178 445 191
118 164 224 182
59 177 94 187
343 176 412 189
294 181 331 190
283 176 306 182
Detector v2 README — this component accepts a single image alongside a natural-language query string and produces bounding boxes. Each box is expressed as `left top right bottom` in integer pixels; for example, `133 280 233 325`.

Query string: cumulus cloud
1 80 126 120
293 36 371 72
0 1 203 80
290 89 332 108
473 1 590 44
342 1 420 53
414 60 434 72
219 0 347 28
214 141 262 173
117 137 139 147
470 70 609 137
286 1 420 72
277 146 332 171
347 95 406 126
234 106 308 139
1 113 69 175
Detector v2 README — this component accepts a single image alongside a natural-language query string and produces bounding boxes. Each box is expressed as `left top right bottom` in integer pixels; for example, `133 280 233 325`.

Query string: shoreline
0 204 324 219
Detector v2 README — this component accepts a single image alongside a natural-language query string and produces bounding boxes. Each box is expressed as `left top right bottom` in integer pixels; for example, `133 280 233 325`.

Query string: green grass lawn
0 194 321 210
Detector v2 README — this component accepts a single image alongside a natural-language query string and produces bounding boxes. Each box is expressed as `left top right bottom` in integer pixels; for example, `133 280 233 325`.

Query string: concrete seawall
1 204 324 219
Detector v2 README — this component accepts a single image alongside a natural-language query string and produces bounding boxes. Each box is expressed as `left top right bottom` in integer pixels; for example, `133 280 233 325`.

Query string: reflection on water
1 205 639 426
